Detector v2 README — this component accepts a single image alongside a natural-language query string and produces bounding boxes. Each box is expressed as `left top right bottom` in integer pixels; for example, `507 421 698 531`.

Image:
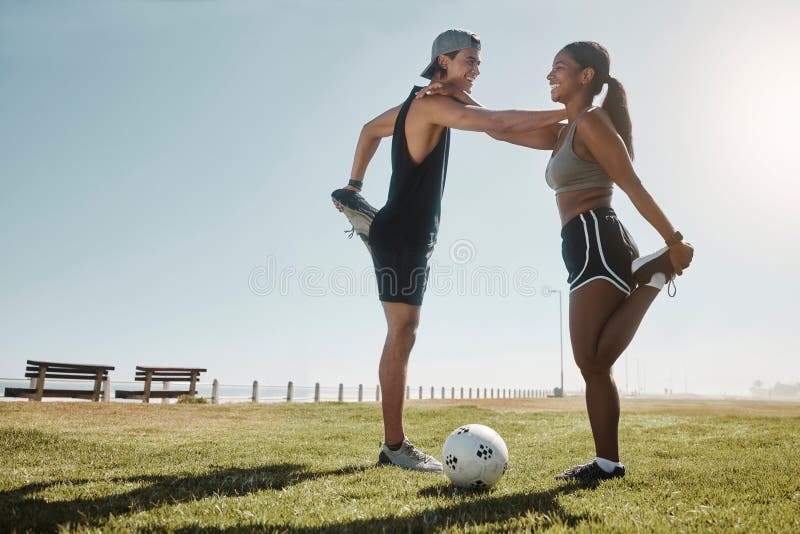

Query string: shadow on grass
183 483 593 533
0 463 367 532
1 464 595 532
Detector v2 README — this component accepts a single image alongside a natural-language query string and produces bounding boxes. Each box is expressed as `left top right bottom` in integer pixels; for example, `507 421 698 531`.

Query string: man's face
442 48 481 93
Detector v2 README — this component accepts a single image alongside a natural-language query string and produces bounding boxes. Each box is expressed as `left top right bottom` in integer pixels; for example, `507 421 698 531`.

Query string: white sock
645 272 666 290
595 457 623 473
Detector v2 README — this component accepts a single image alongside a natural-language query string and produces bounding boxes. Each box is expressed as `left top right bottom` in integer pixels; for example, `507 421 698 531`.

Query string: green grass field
2 398 799 533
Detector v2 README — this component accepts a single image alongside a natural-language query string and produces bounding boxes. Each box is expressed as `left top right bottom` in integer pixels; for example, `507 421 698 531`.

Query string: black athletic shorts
369 238 433 306
561 207 639 295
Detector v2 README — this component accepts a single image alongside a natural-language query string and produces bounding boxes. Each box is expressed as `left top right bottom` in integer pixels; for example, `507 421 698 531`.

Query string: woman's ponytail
602 77 633 159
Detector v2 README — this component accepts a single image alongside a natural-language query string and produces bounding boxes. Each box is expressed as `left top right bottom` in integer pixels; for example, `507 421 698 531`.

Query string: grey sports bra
545 107 613 194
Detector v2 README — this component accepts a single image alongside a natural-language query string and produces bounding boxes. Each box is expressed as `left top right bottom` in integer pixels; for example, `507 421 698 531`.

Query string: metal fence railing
0 377 559 404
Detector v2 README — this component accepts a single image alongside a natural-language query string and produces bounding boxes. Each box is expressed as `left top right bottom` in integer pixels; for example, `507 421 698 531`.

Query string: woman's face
547 50 587 104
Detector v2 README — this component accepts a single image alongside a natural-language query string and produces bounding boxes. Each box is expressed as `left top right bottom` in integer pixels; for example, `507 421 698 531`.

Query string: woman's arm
487 124 563 150
579 109 693 273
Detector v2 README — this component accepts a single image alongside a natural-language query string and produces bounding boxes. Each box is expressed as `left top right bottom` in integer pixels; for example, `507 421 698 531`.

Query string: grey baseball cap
420 29 481 80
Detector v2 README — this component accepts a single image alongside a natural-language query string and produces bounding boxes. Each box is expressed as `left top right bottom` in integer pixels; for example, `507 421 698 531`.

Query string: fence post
451 387 455 399
376 385 381 402
460 387 464 399
287 381 294 402
338 383 344 402
162 381 170 404
418 386 422 399
212 379 219 404
252 381 259 403
468 387 472 399
358 384 363 402
103 377 112 403
430 386 434 399
441 387 445 399
314 383 320 402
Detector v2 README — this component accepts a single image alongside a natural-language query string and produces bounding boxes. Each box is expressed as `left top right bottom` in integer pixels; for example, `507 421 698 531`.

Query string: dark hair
562 41 634 159
431 50 459 81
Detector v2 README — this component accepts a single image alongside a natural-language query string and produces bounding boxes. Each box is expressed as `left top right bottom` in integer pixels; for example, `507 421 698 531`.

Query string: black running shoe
554 460 626 482
331 188 378 243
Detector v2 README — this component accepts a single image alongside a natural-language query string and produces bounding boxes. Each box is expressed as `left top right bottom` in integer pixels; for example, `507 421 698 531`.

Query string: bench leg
35 366 47 402
92 370 103 402
143 371 152 404
189 372 198 396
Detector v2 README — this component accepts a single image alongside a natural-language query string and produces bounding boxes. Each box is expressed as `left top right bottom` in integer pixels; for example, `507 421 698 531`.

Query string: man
332 29 564 472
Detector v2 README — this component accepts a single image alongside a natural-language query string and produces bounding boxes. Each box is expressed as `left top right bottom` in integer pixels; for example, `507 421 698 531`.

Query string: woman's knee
575 354 611 380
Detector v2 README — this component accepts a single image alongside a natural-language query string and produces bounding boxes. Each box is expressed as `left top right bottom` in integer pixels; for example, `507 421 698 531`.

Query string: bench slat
27 360 115 371
116 389 190 399
135 377 194 382
26 366 109 374
135 366 207 372
136 370 199 375
4 388 96 399
25 372 107 380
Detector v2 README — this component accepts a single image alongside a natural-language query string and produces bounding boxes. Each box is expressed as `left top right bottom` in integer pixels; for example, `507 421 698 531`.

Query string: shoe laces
667 276 677 297
564 461 596 476
404 442 430 462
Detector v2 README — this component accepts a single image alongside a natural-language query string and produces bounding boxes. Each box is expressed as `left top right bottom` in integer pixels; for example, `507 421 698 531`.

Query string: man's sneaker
331 188 377 243
376 437 443 473
554 460 626 482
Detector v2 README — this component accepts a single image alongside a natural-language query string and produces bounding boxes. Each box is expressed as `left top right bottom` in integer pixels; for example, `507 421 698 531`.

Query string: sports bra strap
565 106 596 141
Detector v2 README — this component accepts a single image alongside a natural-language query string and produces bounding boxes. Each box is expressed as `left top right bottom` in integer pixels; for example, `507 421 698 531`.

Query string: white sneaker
631 246 674 285
376 437 443 473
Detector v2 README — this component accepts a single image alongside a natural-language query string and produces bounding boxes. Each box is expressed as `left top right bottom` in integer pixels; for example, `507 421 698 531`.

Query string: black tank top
371 86 450 248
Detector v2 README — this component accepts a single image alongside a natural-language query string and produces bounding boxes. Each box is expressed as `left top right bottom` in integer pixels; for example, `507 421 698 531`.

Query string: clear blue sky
2 0 798 395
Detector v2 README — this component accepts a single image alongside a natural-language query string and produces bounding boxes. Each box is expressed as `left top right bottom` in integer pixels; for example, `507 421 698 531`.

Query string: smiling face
439 47 481 93
547 49 594 104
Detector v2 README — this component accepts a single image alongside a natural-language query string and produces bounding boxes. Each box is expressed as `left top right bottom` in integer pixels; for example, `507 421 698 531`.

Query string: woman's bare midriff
556 187 614 226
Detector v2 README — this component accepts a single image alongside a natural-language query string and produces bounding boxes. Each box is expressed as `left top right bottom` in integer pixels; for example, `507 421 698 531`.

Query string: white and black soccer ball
442 424 509 489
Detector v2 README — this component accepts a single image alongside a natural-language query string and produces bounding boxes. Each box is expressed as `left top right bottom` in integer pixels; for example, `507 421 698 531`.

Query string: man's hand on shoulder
415 83 478 106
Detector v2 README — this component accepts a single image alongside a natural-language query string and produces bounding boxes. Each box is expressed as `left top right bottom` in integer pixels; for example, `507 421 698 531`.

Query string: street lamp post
542 286 564 397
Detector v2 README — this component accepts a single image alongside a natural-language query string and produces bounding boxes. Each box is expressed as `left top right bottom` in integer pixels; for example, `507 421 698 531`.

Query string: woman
420 41 694 481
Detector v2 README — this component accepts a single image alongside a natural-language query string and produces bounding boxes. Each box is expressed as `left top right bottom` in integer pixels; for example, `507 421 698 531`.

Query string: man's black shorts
369 237 432 306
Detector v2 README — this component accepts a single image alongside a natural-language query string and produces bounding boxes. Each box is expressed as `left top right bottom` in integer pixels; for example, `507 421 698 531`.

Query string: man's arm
349 105 401 187
415 84 565 145
423 95 565 134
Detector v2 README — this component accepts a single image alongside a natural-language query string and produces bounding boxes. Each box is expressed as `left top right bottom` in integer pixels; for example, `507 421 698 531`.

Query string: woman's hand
669 242 694 275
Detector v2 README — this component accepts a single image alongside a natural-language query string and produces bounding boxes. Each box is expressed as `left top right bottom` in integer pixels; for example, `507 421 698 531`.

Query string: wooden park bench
3 360 115 402
115 366 207 403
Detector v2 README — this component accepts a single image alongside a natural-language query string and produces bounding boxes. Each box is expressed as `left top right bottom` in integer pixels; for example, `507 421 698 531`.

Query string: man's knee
388 316 419 340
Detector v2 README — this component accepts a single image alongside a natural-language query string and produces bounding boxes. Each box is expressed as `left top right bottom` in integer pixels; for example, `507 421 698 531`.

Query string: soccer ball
442 424 509 489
